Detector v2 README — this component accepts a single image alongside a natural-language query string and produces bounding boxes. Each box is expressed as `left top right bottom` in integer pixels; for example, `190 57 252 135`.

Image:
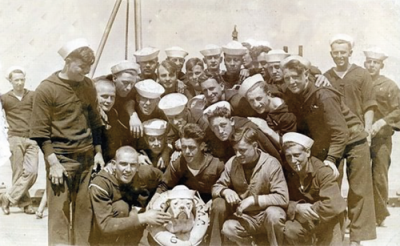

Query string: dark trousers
283 213 344 246
46 150 93 246
209 197 285 246
371 136 392 223
339 140 377 242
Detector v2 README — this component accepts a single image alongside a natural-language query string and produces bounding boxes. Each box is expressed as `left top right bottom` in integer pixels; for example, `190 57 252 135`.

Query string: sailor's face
284 144 309 173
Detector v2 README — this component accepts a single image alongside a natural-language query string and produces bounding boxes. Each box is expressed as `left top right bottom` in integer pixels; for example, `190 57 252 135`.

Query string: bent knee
265 206 286 223
211 197 227 213
221 220 237 238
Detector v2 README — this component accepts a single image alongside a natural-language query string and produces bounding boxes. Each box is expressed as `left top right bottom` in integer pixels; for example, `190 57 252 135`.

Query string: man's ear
200 142 206 151
349 49 353 57
304 70 309 81
380 62 385 69
306 149 311 158
230 117 235 126
363 61 368 69
218 56 223 64
252 141 258 149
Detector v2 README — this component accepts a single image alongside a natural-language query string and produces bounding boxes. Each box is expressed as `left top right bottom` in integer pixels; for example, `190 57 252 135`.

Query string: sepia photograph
1 0 400 245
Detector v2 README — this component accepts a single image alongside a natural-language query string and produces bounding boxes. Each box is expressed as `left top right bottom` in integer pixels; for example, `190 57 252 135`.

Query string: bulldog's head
169 198 194 220
164 185 196 236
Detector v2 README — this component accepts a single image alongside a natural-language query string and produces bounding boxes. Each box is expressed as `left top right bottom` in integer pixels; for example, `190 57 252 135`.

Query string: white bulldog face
169 198 194 219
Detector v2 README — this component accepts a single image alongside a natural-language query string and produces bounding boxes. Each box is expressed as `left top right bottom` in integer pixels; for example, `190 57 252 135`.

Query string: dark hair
67 47 95 65
252 47 272 60
180 123 205 144
185 58 204 72
231 127 257 145
198 70 222 85
281 59 307 75
158 60 178 76
205 106 231 121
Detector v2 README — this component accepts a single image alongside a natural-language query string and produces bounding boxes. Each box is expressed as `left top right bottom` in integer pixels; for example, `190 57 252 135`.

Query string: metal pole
134 0 142 51
298 45 303 56
90 0 122 78
283 46 288 53
125 0 130 59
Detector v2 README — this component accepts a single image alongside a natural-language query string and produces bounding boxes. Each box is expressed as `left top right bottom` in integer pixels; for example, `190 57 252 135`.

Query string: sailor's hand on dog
222 189 241 205
138 209 171 226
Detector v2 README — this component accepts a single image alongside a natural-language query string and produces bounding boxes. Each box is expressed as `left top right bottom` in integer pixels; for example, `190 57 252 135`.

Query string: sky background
0 0 399 94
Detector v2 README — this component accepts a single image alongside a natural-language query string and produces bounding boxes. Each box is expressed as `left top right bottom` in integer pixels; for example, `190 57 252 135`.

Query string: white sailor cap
165 46 188 58
282 132 314 149
239 74 264 98
222 41 247 56
188 94 207 110
158 93 188 116
200 44 222 57
111 60 140 74
135 80 165 99
265 49 289 63
134 47 160 62
329 34 355 48
280 55 311 70
143 119 168 136
203 101 231 116
6 66 26 79
58 38 91 60
363 47 388 61
167 185 195 200
256 40 272 49
242 38 257 48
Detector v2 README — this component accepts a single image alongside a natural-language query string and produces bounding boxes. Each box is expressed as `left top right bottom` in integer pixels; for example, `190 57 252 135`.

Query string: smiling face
233 138 258 165
9 72 26 94
158 64 178 90
267 62 283 82
138 58 159 77
209 116 233 141
203 55 222 71
166 110 188 131
257 52 269 78
200 78 224 104
168 57 185 71
96 81 116 112
145 135 166 154
246 85 271 114
113 150 139 184
65 58 92 81
283 68 309 94
330 42 352 71
113 71 138 97
181 138 204 164
284 143 310 173
364 58 383 77
137 95 159 115
187 65 204 91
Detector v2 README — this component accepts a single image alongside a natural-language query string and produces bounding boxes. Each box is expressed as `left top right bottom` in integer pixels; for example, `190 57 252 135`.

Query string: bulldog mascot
148 185 209 246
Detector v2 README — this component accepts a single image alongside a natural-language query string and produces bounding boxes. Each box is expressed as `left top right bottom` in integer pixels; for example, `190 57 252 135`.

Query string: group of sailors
1 33 399 246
